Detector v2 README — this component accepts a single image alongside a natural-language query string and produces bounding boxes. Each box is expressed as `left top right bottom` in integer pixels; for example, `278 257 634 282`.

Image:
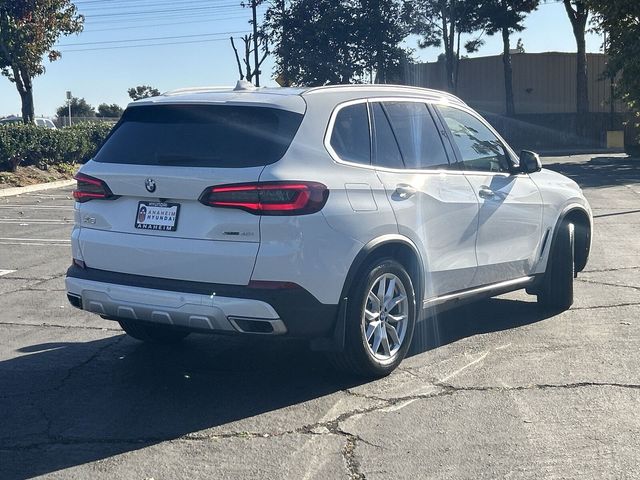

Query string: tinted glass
372 103 404 169
330 103 371 165
438 106 510 173
383 102 449 169
94 105 303 168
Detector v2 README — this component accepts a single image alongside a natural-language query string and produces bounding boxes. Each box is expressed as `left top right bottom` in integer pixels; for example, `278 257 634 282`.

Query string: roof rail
161 86 234 96
302 84 465 104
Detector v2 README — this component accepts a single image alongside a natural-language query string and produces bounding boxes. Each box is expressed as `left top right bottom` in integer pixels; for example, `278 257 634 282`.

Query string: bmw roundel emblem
145 178 156 193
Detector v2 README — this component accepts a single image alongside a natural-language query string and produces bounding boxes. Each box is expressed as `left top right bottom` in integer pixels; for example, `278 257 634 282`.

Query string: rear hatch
75 102 304 285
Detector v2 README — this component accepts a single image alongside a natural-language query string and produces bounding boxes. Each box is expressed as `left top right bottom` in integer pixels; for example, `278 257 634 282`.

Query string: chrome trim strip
422 276 535 309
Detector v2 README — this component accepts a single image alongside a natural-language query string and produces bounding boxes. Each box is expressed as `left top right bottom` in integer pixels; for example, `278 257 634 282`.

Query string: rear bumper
65 266 338 338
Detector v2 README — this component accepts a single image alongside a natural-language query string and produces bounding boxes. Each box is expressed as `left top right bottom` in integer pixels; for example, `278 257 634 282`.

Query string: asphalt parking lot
0 153 639 479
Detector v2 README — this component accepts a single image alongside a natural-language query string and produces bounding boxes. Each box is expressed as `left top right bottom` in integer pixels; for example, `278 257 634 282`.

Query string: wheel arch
339 234 425 308
550 205 592 274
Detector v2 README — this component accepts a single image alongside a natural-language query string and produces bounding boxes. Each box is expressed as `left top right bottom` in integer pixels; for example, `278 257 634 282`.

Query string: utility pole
251 0 260 87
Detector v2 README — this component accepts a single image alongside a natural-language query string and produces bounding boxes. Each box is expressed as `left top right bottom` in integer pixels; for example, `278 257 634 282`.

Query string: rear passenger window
382 102 449 169
330 103 371 165
372 103 404 169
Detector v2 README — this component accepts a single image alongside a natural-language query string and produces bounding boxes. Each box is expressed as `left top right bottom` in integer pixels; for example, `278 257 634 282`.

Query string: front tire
118 319 190 344
538 221 575 312
328 259 416 377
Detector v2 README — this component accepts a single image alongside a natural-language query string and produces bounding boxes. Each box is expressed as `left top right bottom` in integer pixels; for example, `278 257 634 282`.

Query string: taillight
72 173 115 203
199 181 329 215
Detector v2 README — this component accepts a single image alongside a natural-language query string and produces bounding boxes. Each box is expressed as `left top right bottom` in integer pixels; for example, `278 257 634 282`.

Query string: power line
61 36 247 52
83 5 242 18
82 15 240 32
56 30 246 47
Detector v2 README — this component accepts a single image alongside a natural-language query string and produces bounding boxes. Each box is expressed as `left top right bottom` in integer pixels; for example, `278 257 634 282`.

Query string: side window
36 119 45 127
329 103 371 165
438 106 510 173
383 102 450 170
371 102 404 169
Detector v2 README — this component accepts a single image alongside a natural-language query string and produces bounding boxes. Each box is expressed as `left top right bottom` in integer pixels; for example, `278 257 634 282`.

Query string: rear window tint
93 105 303 168
329 103 371 165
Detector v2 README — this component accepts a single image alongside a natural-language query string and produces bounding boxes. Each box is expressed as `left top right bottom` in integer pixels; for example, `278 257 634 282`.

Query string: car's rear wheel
118 319 190 344
538 221 574 312
328 258 416 377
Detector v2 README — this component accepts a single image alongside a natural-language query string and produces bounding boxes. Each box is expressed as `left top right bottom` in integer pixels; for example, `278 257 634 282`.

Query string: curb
0 179 75 198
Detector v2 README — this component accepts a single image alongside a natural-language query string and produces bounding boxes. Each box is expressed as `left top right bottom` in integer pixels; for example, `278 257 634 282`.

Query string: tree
96 103 123 118
358 0 410 83
229 33 268 84
264 0 366 85
0 0 83 124
588 0 640 139
477 0 539 116
56 96 95 119
404 0 484 93
264 0 409 86
562 0 589 113
127 85 160 101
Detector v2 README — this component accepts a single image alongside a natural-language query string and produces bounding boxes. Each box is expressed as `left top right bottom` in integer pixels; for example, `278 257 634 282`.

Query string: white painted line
0 242 70 246
0 205 73 209
0 179 75 198
0 237 70 242
0 269 16 277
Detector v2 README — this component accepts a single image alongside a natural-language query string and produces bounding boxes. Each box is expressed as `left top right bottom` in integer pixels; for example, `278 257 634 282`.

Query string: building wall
402 52 625 115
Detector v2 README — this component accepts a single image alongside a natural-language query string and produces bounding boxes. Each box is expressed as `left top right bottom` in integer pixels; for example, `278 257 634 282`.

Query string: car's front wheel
328 258 416 377
118 319 190 344
538 221 575 312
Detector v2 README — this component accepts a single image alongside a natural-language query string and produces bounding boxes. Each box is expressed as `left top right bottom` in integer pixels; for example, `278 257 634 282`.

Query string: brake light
73 173 115 203
199 181 329 215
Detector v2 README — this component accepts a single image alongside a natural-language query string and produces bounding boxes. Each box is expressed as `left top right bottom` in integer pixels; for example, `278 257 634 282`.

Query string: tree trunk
251 0 260 87
502 27 515 116
575 33 589 113
12 66 34 124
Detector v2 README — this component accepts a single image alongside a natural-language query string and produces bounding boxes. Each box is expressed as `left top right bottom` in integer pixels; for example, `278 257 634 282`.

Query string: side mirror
519 150 542 174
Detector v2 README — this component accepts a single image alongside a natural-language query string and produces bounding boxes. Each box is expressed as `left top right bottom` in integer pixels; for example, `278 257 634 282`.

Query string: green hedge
0 122 113 172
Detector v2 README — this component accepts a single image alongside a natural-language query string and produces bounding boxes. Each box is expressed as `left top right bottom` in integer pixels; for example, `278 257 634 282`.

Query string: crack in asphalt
0 321 120 332
572 302 640 310
583 265 640 273
577 277 640 292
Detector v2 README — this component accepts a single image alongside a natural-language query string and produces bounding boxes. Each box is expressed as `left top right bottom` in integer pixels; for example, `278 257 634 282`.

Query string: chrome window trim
324 96 464 175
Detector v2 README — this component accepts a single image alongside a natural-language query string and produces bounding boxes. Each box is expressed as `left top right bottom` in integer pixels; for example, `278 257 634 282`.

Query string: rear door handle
394 184 416 199
478 186 496 199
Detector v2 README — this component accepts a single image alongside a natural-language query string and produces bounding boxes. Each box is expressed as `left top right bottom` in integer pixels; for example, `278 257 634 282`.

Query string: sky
0 0 605 117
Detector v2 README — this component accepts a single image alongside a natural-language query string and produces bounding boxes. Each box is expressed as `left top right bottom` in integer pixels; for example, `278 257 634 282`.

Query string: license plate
134 201 180 231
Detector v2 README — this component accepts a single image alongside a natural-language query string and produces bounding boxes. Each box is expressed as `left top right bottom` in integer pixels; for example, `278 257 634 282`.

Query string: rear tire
118 319 190 344
327 258 416 378
538 221 574 312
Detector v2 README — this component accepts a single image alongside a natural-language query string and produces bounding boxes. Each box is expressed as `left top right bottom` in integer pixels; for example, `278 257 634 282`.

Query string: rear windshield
93 104 303 168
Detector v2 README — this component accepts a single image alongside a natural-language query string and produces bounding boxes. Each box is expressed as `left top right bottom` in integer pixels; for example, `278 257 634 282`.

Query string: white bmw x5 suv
66 83 592 377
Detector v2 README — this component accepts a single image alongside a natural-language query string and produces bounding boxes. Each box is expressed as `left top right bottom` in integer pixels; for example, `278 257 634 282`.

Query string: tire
537 221 575 312
118 319 190 344
327 258 416 377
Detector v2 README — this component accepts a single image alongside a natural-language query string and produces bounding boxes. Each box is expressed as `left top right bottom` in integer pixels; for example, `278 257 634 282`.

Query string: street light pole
66 91 72 126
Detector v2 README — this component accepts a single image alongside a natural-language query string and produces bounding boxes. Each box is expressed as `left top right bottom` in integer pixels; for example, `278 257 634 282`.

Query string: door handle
478 186 496 199
394 184 416 199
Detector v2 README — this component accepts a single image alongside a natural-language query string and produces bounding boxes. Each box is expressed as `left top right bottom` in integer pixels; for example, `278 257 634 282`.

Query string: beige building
402 52 624 115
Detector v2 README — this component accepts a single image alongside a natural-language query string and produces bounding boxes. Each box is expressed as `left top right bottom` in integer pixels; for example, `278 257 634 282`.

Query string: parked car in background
0 116 57 129
65 83 592 377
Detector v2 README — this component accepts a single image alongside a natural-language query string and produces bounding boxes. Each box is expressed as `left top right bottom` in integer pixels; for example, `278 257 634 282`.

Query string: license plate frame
134 201 180 232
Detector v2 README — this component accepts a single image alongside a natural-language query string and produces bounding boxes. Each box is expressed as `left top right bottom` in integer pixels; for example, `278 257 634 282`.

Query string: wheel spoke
385 293 407 312
381 327 391 356
367 292 381 312
364 309 379 322
384 276 396 305
387 313 406 324
386 323 401 347
365 321 378 342
371 324 382 354
376 277 386 304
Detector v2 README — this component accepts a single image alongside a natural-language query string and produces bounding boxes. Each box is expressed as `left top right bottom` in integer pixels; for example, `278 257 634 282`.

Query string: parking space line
0 237 70 242
0 269 17 276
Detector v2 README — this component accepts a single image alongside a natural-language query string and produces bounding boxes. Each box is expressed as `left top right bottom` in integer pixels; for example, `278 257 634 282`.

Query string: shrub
0 122 113 172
